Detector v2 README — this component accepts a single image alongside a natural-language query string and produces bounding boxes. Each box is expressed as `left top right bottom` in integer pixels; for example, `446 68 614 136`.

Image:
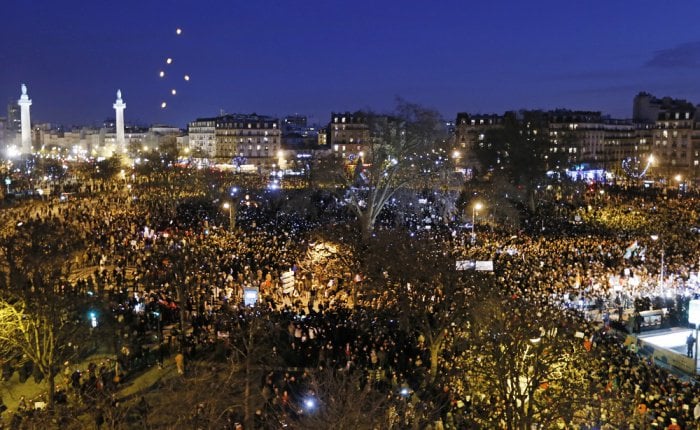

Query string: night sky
1 0 700 128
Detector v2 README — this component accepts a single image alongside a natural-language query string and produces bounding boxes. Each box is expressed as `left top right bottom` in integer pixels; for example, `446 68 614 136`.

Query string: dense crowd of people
2 168 700 428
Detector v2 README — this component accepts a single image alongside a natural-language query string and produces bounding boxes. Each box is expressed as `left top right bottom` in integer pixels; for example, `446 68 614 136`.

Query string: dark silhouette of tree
134 137 180 179
457 176 523 229
321 101 449 242
34 157 67 182
95 155 123 181
148 306 282 429
461 287 591 429
217 305 283 428
289 368 393 430
475 111 565 212
372 233 474 383
0 219 89 408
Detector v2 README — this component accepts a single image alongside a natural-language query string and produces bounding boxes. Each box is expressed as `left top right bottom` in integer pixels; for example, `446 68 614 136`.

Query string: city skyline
1 0 700 127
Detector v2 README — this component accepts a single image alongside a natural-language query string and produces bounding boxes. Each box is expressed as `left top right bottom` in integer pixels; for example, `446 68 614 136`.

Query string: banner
475 261 494 271
456 260 475 271
637 338 696 374
281 270 295 294
456 260 494 271
243 287 259 306
623 241 638 259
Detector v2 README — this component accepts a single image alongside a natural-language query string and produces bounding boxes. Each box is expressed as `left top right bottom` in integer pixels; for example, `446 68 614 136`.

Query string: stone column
17 84 32 154
113 89 126 150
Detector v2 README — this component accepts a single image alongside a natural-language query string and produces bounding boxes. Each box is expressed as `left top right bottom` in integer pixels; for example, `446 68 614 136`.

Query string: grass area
0 353 181 428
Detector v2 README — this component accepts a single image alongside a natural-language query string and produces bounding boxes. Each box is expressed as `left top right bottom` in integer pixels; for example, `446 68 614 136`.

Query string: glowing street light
223 202 235 230
650 234 664 287
472 202 483 239
674 174 686 195
304 398 316 410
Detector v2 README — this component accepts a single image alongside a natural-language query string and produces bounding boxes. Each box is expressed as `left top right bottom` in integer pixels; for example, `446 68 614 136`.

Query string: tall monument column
17 84 32 155
113 89 126 150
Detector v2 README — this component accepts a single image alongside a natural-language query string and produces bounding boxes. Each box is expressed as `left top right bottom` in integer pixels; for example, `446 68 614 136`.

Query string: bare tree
147 363 237 429
0 293 81 408
147 306 283 429
0 219 89 408
373 233 474 383
223 306 283 428
325 101 449 242
475 111 567 213
462 289 591 429
288 368 393 430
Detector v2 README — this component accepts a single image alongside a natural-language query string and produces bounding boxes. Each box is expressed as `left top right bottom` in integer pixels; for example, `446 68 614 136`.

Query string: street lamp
650 234 664 288
223 202 235 230
675 174 684 194
472 202 483 240
643 154 655 183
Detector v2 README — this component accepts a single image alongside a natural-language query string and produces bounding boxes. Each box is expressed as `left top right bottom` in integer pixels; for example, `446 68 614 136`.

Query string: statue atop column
17 83 32 154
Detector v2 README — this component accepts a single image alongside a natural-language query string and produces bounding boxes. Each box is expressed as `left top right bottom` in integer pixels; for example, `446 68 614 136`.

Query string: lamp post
472 202 483 241
674 174 684 195
650 234 664 289
223 202 235 230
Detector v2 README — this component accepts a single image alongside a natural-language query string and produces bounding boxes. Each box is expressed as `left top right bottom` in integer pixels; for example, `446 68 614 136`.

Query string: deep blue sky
2 0 700 128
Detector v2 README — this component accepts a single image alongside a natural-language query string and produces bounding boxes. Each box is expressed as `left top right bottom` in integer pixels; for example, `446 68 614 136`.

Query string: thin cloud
645 42 700 68
567 83 642 95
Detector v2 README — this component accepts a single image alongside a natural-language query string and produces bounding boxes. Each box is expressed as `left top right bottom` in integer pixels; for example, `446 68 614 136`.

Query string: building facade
633 92 700 183
454 112 505 174
188 117 216 157
652 108 699 182
329 112 370 159
455 109 656 181
547 110 644 173
215 114 281 165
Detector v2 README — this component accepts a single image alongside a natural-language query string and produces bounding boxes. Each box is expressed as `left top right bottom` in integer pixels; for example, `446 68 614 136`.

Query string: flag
623 241 638 259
